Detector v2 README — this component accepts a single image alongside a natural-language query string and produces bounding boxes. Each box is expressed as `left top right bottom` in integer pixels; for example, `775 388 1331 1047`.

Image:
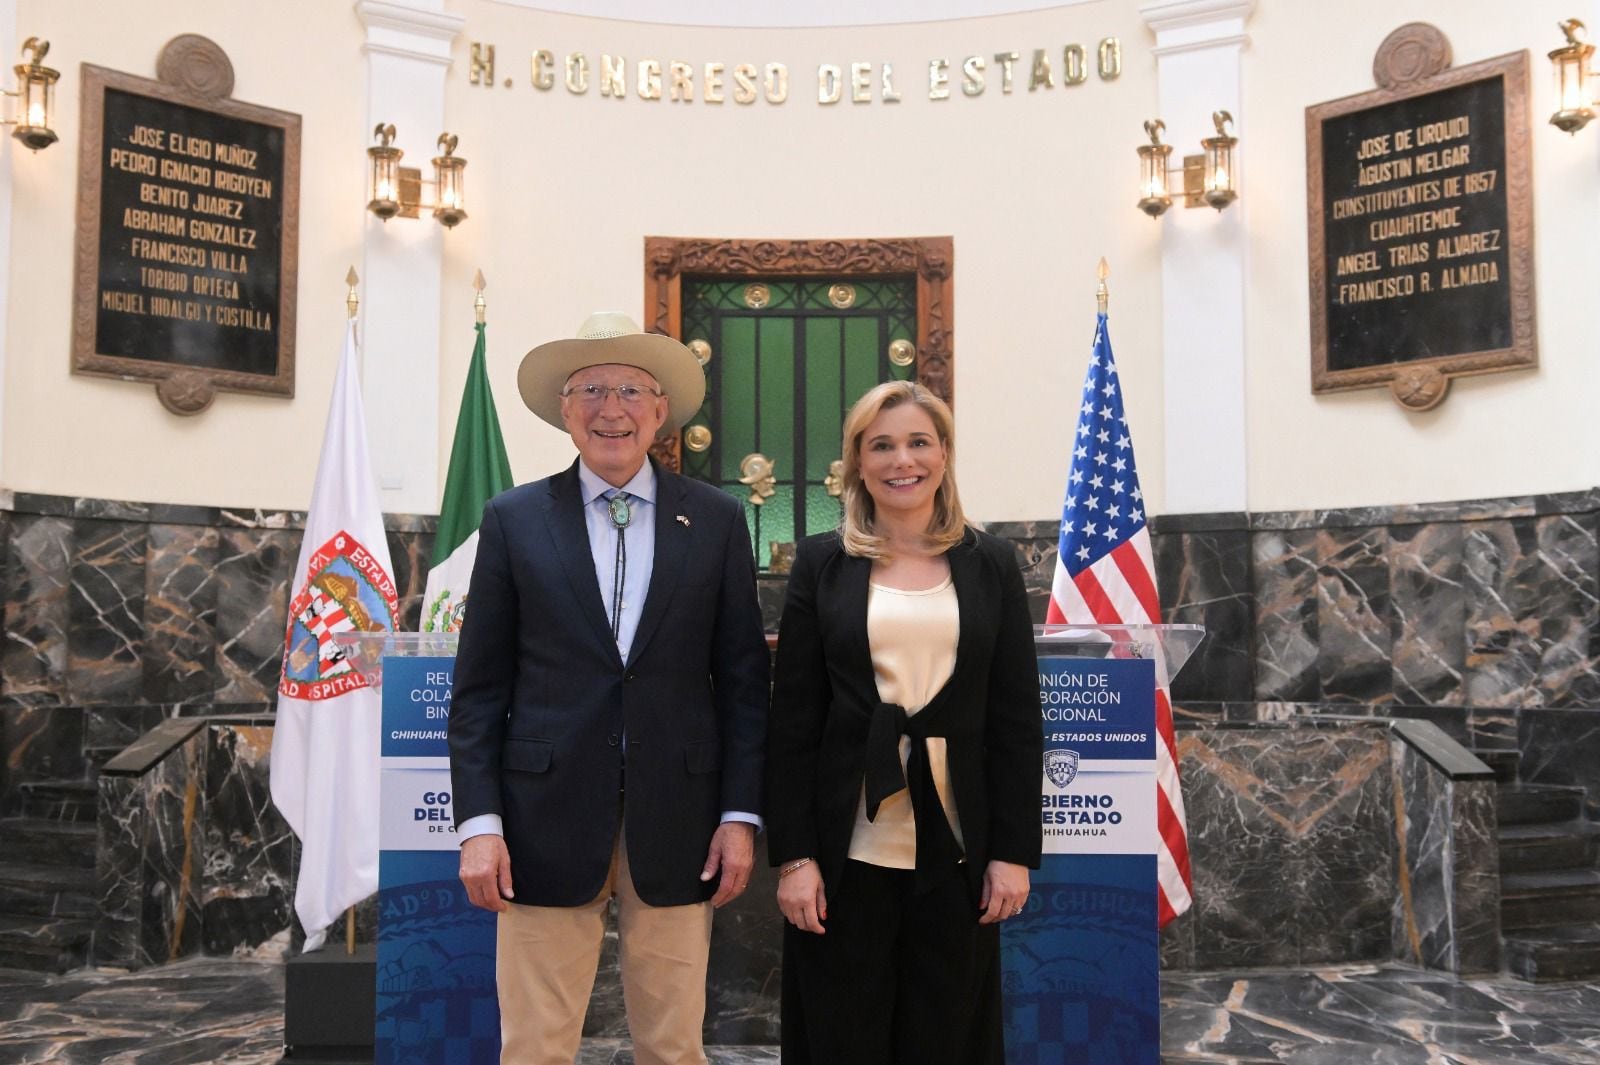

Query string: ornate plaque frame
71 35 301 415
643 236 954 470
1306 24 1535 411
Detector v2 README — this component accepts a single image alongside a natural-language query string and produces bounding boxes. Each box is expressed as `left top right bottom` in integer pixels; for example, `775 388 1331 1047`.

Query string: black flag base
283 942 376 1060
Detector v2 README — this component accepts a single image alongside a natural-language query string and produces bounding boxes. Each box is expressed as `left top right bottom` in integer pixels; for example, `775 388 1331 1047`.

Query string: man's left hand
700 821 756 908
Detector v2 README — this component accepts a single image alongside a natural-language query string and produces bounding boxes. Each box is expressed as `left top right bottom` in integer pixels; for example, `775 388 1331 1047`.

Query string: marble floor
0 958 1597 1064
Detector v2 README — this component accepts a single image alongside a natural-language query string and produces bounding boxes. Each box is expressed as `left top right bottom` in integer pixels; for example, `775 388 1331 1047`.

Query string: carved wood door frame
643 237 954 471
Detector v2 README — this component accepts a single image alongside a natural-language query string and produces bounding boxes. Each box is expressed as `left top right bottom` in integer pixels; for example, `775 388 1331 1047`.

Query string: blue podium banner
377 654 500 1064
1002 654 1159 1065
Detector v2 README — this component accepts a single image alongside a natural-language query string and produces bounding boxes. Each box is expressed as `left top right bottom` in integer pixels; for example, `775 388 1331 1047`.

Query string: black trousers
780 860 1003 1065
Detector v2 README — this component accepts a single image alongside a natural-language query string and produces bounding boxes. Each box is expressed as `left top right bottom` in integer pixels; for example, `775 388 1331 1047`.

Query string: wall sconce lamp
4 37 59 151
366 124 469 228
1135 111 1240 218
1550 18 1595 133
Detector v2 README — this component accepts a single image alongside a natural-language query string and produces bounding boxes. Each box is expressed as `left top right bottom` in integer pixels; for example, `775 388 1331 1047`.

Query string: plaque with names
71 36 300 414
1307 25 1534 410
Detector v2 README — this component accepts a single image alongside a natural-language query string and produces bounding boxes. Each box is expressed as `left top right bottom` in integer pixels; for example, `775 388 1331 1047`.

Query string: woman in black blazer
767 381 1043 1065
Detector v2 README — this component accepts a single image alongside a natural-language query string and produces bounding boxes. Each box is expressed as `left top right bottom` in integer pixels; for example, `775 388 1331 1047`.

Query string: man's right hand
459 834 515 912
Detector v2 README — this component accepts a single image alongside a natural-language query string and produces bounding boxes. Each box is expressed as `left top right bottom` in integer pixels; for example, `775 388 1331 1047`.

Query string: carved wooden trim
1307 31 1535 411
644 234 955 401
70 36 300 415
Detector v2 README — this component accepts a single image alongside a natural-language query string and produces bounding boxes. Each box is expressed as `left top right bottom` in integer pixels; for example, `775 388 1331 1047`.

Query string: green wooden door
679 278 918 569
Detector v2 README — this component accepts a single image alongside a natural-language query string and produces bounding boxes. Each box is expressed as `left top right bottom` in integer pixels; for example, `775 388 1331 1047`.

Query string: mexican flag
421 321 514 632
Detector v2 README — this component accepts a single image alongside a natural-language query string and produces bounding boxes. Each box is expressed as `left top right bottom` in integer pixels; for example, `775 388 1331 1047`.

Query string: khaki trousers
496 832 713 1065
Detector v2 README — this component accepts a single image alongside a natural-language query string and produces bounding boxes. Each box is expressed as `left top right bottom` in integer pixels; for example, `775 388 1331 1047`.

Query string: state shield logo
279 530 399 701
1044 748 1080 789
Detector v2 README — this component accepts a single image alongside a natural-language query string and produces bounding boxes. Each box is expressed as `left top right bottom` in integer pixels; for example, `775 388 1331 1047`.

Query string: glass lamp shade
1550 41 1595 133
12 60 58 150
1201 134 1238 210
432 153 467 228
1136 141 1173 218
367 143 404 221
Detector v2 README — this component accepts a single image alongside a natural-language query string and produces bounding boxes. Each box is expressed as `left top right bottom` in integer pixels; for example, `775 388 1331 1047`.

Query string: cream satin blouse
847 576 965 869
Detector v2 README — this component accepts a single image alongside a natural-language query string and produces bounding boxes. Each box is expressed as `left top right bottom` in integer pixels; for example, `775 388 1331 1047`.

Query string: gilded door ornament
683 424 713 452
824 459 845 498
888 338 916 367
743 283 771 309
688 338 712 367
827 283 857 309
739 453 776 505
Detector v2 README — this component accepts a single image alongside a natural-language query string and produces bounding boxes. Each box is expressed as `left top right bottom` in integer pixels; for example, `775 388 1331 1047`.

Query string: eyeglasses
560 383 664 407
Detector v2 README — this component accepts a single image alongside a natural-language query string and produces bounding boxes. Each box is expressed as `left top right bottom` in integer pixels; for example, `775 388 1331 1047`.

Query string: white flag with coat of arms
270 318 399 951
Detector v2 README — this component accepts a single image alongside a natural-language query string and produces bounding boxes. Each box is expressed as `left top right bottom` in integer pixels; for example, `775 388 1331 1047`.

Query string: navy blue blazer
447 458 770 907
766 528 1043 905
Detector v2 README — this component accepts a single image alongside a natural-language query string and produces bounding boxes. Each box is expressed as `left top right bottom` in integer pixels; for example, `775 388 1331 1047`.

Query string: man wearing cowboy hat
448 312 769 1064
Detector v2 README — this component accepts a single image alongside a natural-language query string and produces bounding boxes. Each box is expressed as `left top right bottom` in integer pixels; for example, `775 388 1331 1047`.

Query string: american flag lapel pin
676 514 691 527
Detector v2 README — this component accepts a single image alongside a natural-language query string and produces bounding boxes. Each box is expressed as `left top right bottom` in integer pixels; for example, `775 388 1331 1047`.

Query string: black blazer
766 527 1043 904
447 458 770 907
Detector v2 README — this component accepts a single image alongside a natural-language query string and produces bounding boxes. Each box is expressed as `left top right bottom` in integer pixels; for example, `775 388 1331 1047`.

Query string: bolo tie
605 491 631 641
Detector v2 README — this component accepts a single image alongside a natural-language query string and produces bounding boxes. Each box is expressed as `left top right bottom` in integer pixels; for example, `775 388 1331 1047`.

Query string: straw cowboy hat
518 311 705 431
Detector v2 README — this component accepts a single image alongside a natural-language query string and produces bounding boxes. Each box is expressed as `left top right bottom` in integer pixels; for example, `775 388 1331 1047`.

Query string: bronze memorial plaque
1307 24 1534 411
71 35 300 414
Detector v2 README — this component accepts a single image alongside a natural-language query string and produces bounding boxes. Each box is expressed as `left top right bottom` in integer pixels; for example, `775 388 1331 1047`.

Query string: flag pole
1096 257 1109 316
474 268 486 324
344 264 360 959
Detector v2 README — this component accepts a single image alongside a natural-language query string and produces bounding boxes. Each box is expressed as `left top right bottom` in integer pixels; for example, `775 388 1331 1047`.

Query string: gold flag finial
1096 258 1110 315
345 267 359 319
473 269 487 324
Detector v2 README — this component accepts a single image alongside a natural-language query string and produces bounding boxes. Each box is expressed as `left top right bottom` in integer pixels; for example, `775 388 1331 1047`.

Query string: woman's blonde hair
839 380 968 560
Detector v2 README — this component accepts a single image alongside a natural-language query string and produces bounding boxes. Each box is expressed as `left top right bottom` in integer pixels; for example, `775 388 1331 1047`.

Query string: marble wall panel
386 529 434 633
1 706 87 815
1520 707 1600 820
1175 726 1393 968
94 733 205 969
1316 527 1392 705
94 773 147 966
1253 530 1320 702
3 514 71 706
67 519 146 704
215 528 295 704
142 525 220 705
1389 523 1466 706
85 705 174 756
1389 743 1501 975
1391 741 1453 971
1154 528 1253 705
1463 516 1600 708
1450 780 1501 974
137 735 206 967
200 724 293 956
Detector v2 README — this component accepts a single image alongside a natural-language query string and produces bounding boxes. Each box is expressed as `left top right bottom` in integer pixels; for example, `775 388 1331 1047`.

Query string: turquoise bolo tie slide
608 495 632 529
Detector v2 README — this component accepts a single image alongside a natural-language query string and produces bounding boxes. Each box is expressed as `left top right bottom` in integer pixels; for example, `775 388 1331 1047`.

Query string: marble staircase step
16 780 98 824
0 863 96 921
1471 747 1520 783
0 913 92 974
0 818 97 869
1501 869 1600 929
1499 821 1600 874
1504 923 1600 982
1497 784 1586 826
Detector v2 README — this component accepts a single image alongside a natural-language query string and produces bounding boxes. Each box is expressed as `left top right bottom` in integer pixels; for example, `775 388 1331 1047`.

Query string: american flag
1045 312 1193 927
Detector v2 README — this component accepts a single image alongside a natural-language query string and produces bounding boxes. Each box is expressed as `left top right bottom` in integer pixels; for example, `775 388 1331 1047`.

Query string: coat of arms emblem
1044 748 1080 789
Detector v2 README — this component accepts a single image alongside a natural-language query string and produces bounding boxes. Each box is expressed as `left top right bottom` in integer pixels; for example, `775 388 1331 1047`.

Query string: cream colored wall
3 0 366 510
10 1 1587 519
437 1 1165 521
1243 0 1600 511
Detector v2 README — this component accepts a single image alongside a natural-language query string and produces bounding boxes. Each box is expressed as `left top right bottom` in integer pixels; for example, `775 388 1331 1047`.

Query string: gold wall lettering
470 43 495 86
478 40 1125 101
